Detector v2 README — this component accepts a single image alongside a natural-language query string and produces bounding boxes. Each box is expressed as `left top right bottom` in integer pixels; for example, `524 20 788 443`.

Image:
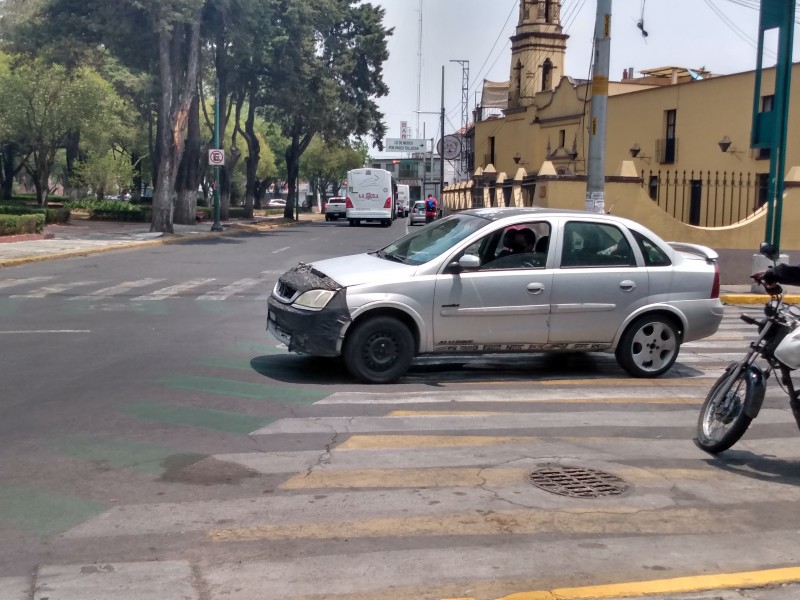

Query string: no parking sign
208 149 225 166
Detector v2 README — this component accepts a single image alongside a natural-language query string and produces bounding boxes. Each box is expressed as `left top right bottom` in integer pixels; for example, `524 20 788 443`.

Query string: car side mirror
446 254 480 273
760 242 779 261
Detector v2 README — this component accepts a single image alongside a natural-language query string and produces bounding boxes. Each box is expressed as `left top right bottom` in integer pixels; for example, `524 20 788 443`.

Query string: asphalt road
2 217 800 600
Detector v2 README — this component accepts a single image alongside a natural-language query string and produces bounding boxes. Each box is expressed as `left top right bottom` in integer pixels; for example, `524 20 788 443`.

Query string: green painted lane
162 374 328 404
54 435 187 475
122 402 273 434
0 485 107 537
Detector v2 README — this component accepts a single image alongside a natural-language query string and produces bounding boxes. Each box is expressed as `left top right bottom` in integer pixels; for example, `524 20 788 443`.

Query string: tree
266 0 391 219
300 137 362 203
0 57 127 205
72 150 137 200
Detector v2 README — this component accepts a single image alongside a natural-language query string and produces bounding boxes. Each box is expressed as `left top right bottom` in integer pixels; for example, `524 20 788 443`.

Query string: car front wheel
615 315 680 377
343 316 414 384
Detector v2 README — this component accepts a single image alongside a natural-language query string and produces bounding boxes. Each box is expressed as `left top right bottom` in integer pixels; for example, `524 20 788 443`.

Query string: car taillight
710 262 720 298
384 197 392 209
346 197 354 209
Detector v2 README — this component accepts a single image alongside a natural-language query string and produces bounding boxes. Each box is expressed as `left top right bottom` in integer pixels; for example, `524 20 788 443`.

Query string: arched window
545 0 552 21
541 59 553 91
514 60 523 96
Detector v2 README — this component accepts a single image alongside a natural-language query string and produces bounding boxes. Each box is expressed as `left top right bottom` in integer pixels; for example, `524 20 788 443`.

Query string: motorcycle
695 242 800 453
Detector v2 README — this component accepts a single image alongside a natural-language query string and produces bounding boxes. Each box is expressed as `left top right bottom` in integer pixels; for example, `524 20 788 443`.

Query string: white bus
346 168 396 227
396 184 410 218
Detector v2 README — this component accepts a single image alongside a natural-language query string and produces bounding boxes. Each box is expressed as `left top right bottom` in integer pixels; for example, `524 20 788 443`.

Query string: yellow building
449 0 800 249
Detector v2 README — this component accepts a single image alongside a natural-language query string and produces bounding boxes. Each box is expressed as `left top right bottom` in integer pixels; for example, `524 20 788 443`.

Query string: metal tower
450 59 469 179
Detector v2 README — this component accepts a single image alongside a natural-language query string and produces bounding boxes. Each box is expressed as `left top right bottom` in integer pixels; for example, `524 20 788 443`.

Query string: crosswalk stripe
0 276 54 290
10 281 99 298
315 387 710 405
197 278 265 301
251 407 793 435
206 503 788 542
70 278 166 300
131 278 216 301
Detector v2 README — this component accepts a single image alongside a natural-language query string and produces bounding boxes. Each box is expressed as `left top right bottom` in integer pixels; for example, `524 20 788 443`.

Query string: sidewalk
0 213 321 268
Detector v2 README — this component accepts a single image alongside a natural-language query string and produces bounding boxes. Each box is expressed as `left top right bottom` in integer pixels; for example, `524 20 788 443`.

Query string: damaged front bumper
266 263 351 357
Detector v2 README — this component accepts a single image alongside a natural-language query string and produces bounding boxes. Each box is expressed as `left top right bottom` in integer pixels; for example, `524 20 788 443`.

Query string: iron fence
641 170 768 227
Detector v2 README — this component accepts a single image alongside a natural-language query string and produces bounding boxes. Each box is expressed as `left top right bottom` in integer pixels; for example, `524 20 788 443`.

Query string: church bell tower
508 0 568 109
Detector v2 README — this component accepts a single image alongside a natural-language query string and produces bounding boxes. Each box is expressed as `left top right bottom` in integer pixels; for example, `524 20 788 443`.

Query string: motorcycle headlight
293 289 336 310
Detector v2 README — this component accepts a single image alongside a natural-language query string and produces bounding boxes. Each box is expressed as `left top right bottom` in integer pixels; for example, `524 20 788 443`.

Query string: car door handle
526 283 545 294
619 280 636 292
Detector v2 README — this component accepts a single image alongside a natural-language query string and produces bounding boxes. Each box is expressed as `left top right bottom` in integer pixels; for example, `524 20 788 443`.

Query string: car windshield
376 213 490 265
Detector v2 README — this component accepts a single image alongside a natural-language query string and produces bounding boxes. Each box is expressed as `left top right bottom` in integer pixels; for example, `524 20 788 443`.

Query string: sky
371 0 800 157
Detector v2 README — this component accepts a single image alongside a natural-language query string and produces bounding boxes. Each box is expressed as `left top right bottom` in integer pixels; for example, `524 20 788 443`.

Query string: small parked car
323 197 347 221
408 200 427 226
267 207 724 383
267 198 287 209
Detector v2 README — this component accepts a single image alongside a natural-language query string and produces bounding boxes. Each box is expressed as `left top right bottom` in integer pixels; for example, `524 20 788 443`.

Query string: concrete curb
721 293 800 305
0 217 317 269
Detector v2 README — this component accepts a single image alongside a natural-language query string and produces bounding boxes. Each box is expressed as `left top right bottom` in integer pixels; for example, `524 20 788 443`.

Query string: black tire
694 366 753 453
615 314 680 377
343 316 414 384
382 219 391 227
349 219 356 227
325 214 331 221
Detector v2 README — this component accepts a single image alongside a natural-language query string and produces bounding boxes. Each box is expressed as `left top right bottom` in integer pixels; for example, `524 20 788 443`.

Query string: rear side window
561 221 636 268
631 231 672 266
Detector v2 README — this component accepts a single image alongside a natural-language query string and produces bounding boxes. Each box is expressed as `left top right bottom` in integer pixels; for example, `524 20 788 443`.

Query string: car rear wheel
615 315 680 377
343 316 414 384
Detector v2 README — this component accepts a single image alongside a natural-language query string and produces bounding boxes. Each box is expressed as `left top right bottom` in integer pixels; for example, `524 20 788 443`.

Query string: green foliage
0 204 70 224
0 213 45 235
64 198 147 221
72 151 137 199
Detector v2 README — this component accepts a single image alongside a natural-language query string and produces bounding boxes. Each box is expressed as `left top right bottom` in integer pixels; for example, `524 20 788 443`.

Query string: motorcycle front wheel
694 366 753 454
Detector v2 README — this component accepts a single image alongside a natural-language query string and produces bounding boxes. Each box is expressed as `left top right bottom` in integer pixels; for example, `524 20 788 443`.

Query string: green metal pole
211 81 223 232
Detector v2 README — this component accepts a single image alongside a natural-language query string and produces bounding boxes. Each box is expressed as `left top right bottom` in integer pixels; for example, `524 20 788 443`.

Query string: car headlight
293 289 336 309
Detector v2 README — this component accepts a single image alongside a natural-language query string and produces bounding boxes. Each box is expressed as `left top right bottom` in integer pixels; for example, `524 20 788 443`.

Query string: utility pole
586 0 612 214
440 65 445 201
415 0 423 139
210 81 223 232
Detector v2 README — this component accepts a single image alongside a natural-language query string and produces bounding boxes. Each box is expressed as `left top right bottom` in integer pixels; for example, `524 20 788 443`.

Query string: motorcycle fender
742 364 767 419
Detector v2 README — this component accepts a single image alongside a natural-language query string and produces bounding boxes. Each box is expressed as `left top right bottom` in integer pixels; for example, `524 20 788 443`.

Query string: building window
489 136 496 166
558 129 566 148
372 163 381 170
542 59 553 91
663 109 676 164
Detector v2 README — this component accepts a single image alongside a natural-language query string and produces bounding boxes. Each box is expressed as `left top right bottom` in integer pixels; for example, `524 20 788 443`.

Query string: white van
396 184 410 218
346 168 395 227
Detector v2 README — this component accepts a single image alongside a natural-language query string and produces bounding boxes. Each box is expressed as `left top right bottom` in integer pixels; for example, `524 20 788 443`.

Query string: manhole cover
527 466 629 498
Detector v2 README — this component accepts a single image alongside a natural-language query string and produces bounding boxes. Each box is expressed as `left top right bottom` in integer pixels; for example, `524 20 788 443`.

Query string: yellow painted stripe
388 410 506 416
338 434 695 451
209 505 743 542
495 566 800 600
460 378 716 387
279 466 713 490
336 435 530 450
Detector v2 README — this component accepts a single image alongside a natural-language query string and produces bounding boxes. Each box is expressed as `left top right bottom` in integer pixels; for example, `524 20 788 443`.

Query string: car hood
311 253 417 287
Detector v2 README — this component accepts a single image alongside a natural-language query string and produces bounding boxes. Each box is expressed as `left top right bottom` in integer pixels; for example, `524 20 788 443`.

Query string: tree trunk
151 15 201 233
64 131 81 199
174 94 201 224
1 144 16 200
241 91 259 220
283 134 299 220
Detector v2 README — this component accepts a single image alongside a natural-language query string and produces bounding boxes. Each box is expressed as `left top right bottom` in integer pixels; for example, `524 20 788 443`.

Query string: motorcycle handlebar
751 273 783 296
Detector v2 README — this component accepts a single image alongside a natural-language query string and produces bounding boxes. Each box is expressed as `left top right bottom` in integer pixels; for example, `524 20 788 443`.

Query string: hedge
0 213 45 236
0 204 71 224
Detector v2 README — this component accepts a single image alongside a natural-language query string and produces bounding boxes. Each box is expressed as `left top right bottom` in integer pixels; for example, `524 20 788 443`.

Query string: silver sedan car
267 208 724 383
408 200 427 226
